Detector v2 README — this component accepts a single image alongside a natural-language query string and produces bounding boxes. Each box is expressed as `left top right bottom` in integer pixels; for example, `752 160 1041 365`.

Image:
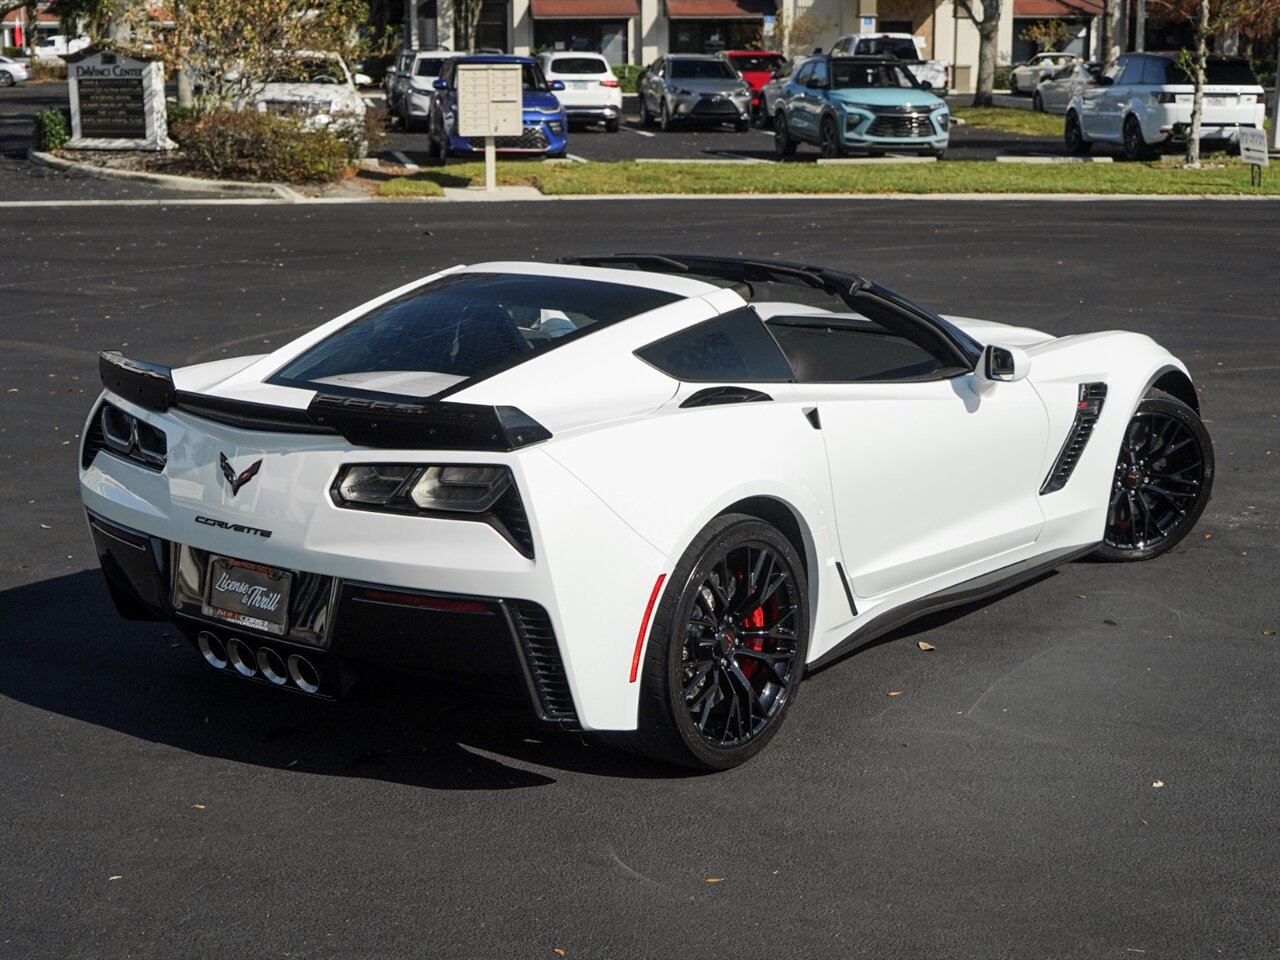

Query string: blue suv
773 56 950 159
426 55 568 161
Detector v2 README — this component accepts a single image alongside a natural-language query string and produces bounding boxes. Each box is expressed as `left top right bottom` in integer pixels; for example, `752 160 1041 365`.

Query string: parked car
244 53 366 129
637 54 752 131
829 33 948 91
396 50 462 131
384 48 416 114
756 55 807 127
81 252 1214 769
1065 52 1266 160
31 34 89 59
718 50 784 120
536 52 623 132
0 54 30 87
426 55 567 160
1033 61 1100 114
1009 52 1076 94
773 56 950 159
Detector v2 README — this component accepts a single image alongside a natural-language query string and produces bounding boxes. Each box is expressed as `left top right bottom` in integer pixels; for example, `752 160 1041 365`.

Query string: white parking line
621 126 656 138
390 150 420 171
713 152 771 164
566 153 590 164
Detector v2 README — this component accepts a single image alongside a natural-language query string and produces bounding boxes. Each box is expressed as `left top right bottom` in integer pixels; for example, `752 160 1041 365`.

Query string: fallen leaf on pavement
39 523 51 529
192 804 206 810
1204 533 1212 540
887 690 903 697
1264 629 1276 637
704 877 725 884
1075 594 1087 600
1152 781 1165 789
917 641 935 651
108 875 122 881
553 950 566 957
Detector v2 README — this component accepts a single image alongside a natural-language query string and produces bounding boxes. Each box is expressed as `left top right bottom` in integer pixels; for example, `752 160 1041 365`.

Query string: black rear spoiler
98 351 552 451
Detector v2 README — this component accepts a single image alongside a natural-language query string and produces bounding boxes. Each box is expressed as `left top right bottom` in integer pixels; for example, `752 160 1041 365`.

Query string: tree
1020 18 1073 53
123 0 367 114
954 0 1003 107
773 5 833 58
48 0 115 43
452 0 483 52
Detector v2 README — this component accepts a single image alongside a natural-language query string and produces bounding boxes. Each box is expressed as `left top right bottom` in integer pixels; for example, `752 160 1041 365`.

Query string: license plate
1206 96 1225 106
571 81 588 90
204 556 291 635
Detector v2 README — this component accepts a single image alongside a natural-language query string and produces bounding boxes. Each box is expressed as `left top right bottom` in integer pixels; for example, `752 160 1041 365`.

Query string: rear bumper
87 509 579 724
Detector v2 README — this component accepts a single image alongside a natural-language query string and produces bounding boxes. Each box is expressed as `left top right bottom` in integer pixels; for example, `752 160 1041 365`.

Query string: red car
720 50 785 118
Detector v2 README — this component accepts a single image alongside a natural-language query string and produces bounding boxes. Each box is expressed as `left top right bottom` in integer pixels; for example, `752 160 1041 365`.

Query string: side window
831 38 847 55
793 61 814 86
635 307 794 383
811 60 830 87
1118 57 1145 85
1141 57 1167 85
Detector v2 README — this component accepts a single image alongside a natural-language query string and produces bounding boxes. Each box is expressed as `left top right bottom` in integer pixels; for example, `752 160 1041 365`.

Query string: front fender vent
1041 382 1108 495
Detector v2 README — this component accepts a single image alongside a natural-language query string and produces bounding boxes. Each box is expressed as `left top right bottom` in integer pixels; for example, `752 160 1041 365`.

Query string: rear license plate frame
203 555 292 636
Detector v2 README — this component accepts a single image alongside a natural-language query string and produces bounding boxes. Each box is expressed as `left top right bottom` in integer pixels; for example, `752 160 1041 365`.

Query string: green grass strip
378 159 1279 198
953 107 1063 138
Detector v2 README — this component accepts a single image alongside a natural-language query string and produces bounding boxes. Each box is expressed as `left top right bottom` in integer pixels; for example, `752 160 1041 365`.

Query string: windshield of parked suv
728 53 784 73
831 61 919 89
270 272 682 397
548 56 608 74
267 58 346 84
1166 58 1258 85
853 38 920 60
670 59 737 80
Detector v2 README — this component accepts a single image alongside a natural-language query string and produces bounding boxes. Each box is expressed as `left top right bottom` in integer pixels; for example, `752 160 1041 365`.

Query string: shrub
166 104 197 131
328 109 385 162
172 110 350 182
994 66 1013 90
30 59 68 81
32 107 71 151
614 64 644 94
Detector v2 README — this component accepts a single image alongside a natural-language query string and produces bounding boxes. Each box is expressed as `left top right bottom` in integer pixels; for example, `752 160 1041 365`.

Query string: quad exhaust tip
197 631 325 696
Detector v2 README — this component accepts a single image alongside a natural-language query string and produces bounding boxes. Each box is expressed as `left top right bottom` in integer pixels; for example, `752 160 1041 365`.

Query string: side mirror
806 76 826 89
979 344 1031 383
919 80 933 90
432 77 449 91
549 79 565 91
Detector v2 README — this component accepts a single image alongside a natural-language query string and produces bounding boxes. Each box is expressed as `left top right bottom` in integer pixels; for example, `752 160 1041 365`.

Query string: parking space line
621 126 656 138
390 151 420 171
713 152 771 164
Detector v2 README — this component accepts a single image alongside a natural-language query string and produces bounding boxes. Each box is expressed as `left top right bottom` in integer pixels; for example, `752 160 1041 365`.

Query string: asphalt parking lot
2 194 1278 958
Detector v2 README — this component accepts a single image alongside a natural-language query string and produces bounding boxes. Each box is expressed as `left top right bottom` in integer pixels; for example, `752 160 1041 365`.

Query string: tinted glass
831 61 917 89
414 58 448 77
1165 58 1259 85
729 54 784 73
1118 57 1146 85
549 56 609 75
853 38 919 60
636 307 794 383
765 314 950 382
272 273 681 396
521 62 548 90
670 59 737 80
267 58 345 84
794 61 814 85
812 60 830 86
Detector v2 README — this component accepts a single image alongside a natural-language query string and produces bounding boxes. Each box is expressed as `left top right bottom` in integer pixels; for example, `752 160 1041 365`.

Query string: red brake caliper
739 606 766 679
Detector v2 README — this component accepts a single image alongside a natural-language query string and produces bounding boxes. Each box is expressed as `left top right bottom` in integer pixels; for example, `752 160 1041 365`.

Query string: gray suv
637 55 752 131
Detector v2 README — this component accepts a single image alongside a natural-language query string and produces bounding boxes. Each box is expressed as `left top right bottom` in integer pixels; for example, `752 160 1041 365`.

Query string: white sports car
80 255 1214 769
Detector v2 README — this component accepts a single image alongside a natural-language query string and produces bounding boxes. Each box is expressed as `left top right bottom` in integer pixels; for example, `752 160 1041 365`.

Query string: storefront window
669 20 763 54
533 21 629 65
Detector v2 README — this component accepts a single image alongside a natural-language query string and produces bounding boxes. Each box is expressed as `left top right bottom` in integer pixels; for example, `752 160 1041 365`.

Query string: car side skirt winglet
807 543 1097 674
306 393 553 451
99 351 176 413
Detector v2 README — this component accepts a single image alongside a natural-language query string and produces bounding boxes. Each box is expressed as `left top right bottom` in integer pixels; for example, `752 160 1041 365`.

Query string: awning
665 0 776 20
1013 0 1102 16
529 0 640 18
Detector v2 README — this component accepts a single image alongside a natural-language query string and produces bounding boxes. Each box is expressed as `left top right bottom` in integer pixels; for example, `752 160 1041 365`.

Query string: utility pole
1134 0 1145 52
1271 31 1280 152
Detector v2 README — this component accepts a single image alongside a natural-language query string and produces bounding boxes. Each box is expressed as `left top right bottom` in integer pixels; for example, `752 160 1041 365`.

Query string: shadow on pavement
0 570 693 788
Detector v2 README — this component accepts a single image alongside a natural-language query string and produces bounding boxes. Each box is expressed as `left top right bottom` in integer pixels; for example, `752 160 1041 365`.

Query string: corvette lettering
195 516 273 538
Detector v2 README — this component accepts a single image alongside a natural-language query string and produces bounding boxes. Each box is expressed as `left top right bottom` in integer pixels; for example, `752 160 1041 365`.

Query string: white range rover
1065 52 1265 160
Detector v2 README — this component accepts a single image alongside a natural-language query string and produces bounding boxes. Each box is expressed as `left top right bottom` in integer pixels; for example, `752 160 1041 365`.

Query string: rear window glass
271 273 681 397
414 58 449 77
635 307 793 383
670 59 737 80
728 54 784 73
853 38 920 60
549 57 608 74
1165 58 1258 85
832 61 917 89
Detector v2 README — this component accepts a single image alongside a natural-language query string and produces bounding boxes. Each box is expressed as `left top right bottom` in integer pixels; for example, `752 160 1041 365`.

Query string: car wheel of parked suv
639 98 655 127
819 117 841 159
774 111 797 158
660 100 675 132
1123 115 1154 161
1064 111 1091 154
605 117 620 133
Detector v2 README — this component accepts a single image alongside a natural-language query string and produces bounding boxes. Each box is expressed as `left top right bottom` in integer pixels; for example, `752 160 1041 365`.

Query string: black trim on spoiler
306 393 552 451
98 351 553 450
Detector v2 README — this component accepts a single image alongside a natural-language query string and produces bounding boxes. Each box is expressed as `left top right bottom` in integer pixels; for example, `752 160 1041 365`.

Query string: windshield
670 59 737 80
270 273 681 397
414 58 449 77
728 54 784 73
831 61 919 89
267 58 346 84
548 57 608 75
853 38 920 60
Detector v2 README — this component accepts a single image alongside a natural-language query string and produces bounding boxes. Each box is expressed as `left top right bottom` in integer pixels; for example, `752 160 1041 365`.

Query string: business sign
456 63 523 139
1239 127 1269 167
64 48 174 151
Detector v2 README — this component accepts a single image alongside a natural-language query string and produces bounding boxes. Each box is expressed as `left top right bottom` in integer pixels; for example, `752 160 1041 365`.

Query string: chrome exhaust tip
287 654 321 695
226 637 257 678
197 631 228 669
256 646 289 686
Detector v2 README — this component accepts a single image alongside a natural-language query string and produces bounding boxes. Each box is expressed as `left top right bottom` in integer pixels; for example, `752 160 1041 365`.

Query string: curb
27 150 303 200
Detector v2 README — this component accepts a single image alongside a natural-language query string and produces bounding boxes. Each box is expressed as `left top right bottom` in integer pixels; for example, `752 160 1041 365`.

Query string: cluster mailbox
456 62 523 191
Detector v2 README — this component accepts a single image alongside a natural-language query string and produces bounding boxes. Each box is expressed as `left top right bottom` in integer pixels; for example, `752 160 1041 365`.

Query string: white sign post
456 63 523 193
1239 126 1269 188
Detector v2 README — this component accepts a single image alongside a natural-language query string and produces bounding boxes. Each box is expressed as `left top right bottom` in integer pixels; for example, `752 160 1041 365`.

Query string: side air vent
1041 382 1108 494
509 600 577 725
81 401 107 469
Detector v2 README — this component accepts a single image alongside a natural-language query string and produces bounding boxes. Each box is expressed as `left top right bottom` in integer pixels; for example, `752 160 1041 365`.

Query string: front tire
774 110 797 158
1064 110 1091 154
1093 394 1214 562
1032 91 1044 112
819 116 841 158
605 116 620 133
615 514 810 770
659 99 675 132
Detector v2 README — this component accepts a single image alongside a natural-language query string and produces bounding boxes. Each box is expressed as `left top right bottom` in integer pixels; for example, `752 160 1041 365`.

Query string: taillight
1155 92 1177 103
600 78 620 87
1254 93 1266 103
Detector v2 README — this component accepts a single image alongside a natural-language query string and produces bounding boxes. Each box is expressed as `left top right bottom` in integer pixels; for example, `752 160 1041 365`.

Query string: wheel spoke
734 648 791 687
683 661 714 700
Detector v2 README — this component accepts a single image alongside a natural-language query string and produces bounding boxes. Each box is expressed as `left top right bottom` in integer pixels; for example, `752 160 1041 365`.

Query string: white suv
1065 52 1265 160
536 52 623 132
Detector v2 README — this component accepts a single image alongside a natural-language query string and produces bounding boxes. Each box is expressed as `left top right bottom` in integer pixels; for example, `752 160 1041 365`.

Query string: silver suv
637 54 752 132
1065 53 1265 160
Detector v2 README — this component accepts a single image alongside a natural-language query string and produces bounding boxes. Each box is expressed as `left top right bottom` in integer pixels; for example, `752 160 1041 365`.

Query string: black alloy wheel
774 111 797 157
1123 115 1153 161
616 514 810 770
819 116 841 158
1095 394 1214 562
1064 111 1091 154
639 96 654 127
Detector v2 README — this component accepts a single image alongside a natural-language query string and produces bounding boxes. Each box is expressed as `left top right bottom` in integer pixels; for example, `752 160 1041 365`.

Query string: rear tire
640 97 655 127
1092 394 1214 562
1123 114 1153 161
774 111 797 158
610 514 810 770
660 99 675 132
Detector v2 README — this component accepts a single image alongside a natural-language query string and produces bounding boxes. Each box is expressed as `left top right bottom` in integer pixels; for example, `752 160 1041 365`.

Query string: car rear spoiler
98 351 552 451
